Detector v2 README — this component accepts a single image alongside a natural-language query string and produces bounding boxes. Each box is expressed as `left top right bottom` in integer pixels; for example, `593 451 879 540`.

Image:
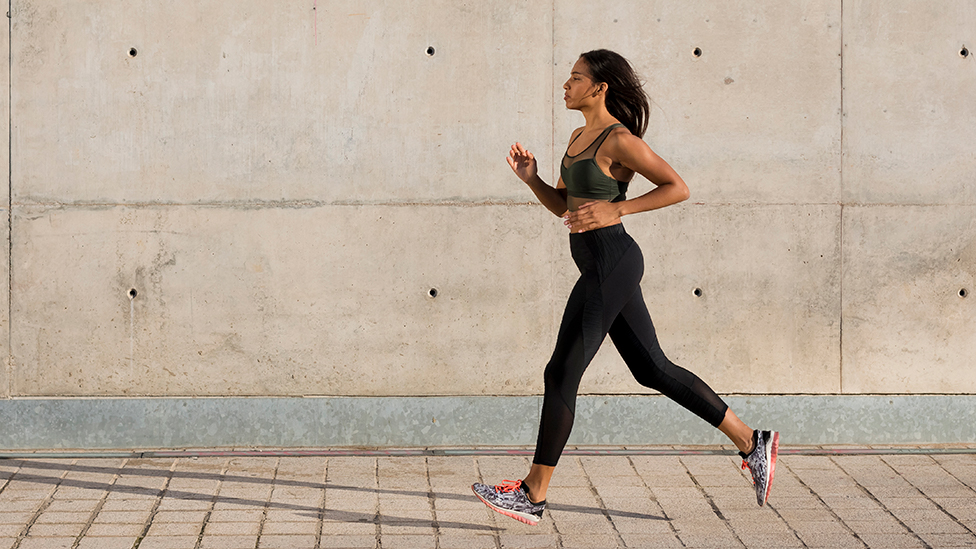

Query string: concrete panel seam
839 0 845 394
10 200 543 209
17 200 974 208
5 0 10 400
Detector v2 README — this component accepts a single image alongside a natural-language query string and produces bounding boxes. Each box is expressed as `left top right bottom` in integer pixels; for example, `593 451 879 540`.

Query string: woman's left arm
564 132 690 233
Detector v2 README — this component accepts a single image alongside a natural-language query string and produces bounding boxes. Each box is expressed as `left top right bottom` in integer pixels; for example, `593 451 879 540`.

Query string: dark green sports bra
560 123 629 202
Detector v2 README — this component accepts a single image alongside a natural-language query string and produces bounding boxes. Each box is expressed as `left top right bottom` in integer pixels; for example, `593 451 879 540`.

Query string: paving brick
203 521 261 536
793 531 864 548
0 490 54 501
76 537 138 549
843 519 906 534
558 534 621 548
495 534 560 549
34 511 90 524
607 516 672 535
0 501 43 512
319 521 376 536
264 509 318 522
782 519 850 535
90 510 148 524
317 535 377 548
775 508 836 522
208 509 267 522
85 523 147 537
256 534 317 548
900 518 969 535
735 532 805 548
199 535 260 549
145 510 209 524
618 533 684 548
137 536 201 549
155 498 213 511
259 521 317 535
24 523 86 537
0 513 33 525
437 534 496 549
146 521 204 536
431 496 483 511
379 535 439 549
18 537 76 549
673 530 743 548
43 500 100 513
100 499 157 512
377 522 435 536
880 497 940 510
832 507 897 522
917 532 976 547
855 533 927 548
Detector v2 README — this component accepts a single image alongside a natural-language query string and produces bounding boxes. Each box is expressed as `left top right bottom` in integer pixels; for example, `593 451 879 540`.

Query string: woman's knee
543 361 569 389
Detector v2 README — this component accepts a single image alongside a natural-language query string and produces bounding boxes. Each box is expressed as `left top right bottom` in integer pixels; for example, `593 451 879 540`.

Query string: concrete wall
2 0 975 448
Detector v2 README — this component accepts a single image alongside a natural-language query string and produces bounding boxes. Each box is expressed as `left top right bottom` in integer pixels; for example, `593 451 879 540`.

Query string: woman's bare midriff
566 195 609 212
567 195 610 212
565 195 623 229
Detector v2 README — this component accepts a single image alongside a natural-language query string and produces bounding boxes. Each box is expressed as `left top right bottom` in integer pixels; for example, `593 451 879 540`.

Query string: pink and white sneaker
472 479 546 525
740 430 780 506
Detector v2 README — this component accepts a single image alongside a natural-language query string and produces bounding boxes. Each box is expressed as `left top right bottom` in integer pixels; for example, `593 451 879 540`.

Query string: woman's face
563 57 602 110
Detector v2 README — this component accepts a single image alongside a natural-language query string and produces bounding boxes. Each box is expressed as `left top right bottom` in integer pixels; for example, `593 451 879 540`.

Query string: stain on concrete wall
4 0 975 400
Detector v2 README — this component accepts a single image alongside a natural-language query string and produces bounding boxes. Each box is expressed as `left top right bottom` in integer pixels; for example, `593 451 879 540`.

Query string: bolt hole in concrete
129 47 137 57
428 288 438 298
693 47 702 57
426 46 435 56
961 46 970 58
961 288 969 298
693 288 703 297
129 288 138 299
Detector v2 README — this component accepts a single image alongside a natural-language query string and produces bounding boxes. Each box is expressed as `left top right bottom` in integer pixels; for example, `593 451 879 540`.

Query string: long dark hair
579 49 649 138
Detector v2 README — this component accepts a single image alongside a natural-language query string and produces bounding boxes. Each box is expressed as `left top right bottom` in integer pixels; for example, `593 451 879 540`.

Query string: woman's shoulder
604 125 644 149
603 125 651 165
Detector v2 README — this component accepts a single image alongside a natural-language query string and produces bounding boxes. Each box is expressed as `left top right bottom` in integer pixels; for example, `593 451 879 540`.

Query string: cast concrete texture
1 451 976 548
11 205 560 396
843 1 976 205
2 0 976 446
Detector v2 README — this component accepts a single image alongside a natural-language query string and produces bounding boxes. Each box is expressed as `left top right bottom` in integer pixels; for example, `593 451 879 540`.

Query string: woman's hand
563 201 622 233
507 142 538 183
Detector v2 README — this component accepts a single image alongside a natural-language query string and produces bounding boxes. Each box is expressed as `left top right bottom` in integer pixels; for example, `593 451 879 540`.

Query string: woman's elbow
676 182 691 203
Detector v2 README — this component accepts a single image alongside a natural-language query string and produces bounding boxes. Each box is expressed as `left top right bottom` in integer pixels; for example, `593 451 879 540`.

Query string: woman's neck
579 104 618 131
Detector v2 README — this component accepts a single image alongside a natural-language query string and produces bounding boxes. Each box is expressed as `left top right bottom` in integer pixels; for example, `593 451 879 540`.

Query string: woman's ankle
523 483 545 503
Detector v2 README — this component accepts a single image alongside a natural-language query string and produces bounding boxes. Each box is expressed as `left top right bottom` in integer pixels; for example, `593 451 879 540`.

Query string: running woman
472 50 778 526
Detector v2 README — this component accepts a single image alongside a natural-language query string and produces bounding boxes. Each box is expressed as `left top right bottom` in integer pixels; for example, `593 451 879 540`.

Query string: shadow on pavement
2 459 666 527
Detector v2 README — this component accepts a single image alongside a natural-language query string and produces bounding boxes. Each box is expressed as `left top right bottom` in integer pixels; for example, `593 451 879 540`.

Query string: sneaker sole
762 431 780 506
471 485 540 526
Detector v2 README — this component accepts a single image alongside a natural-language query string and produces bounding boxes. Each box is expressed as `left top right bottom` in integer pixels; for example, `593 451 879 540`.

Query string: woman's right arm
507 142 568 217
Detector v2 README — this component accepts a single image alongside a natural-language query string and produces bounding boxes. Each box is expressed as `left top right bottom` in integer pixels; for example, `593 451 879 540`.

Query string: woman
471 50 778 526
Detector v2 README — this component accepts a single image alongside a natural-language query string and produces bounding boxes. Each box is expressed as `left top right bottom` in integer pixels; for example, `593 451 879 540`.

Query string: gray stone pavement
1 448 975 549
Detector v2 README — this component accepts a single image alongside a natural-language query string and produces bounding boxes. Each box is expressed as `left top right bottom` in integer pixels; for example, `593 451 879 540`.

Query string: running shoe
740 429 779 506
471 479 546 525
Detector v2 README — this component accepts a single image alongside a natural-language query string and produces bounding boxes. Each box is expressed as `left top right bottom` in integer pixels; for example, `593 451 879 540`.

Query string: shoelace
494 479 523 493
742 460 755 485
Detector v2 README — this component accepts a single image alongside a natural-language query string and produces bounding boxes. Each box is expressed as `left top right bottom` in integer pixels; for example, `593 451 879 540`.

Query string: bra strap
592 123 623 155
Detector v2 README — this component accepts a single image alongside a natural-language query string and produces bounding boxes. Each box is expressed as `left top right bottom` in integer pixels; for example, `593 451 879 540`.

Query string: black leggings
533 224 729 466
